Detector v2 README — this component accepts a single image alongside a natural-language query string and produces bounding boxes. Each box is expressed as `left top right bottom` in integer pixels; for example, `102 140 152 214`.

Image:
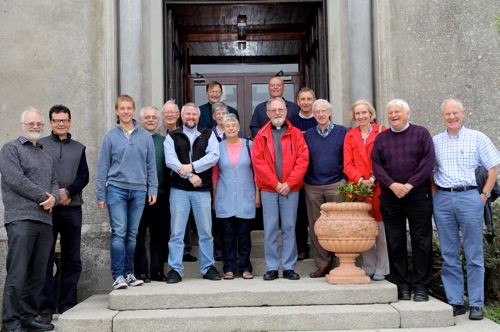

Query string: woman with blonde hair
343 99 389 281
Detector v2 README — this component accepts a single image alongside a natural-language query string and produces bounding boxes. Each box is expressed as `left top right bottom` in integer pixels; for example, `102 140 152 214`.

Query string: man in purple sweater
371 99 435 302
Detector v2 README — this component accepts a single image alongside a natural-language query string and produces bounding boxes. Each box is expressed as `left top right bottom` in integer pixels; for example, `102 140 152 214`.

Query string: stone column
119 0 143 110
348 0 373 106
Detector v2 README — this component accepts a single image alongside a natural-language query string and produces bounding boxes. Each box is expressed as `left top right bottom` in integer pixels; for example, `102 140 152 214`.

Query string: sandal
242 271 254 279
224 272 234 280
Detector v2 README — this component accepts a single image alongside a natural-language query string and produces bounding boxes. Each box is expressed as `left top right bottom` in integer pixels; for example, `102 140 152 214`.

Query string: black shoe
297 252 309 261
413 290 429 302
151 272 168 282
263 270 279 281
451 304 466 316
3 327 23 332
21 319 54 331
469 307 484 320
283 270 300 280
214 254 223 262
203 266 221 280
166 269 182 284
183 253 198 262
398 290 411 300
37 312 53 324
137 273 151 283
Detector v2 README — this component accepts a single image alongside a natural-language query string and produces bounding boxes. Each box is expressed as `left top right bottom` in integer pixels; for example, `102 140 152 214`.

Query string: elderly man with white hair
432 98 500 320
251 97 309 281
0 107 59 332
371 99 435 302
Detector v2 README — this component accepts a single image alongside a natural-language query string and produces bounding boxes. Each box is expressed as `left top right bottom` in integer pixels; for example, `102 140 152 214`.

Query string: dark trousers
295 188 309 255
220 217 253 273
134 193 170 277
2 220 53 330
41 206 82 315
212 209 223 257
380 188 433 291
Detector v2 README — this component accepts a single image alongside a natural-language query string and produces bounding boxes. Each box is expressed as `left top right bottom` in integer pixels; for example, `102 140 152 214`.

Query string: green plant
337 182 373 202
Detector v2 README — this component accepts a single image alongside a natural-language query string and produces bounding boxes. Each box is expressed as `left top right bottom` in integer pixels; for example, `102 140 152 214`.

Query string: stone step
180 257 318 278
113 304 400 332
59 293 455 332
109 278 398 310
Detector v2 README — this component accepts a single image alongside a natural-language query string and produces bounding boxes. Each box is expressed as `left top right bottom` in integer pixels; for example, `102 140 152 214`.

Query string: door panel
189 73 301 138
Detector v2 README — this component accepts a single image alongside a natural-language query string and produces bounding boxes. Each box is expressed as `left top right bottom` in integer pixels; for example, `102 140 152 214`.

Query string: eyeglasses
51 119 70 124
208 90 222 95
22 122 44 127
143 115 158 120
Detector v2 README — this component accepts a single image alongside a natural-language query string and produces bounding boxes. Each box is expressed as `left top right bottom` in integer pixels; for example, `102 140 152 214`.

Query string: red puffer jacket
251 120 309 192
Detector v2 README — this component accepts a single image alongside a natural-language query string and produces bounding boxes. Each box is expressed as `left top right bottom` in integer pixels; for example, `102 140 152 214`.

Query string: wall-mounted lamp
237 41 246 50
237 15 247 39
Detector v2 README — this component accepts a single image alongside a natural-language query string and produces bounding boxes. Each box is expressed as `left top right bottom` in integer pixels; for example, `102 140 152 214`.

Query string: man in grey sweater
0 107 59 332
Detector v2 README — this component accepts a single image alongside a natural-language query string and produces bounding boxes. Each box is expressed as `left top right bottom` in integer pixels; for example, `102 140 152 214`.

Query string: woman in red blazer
343 99 389 281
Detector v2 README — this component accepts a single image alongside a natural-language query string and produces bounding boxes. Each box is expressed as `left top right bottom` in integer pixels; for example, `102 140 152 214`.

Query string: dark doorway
163 0 328 135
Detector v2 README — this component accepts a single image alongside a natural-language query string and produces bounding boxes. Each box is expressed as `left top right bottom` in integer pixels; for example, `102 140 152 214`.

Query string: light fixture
237 15 247 38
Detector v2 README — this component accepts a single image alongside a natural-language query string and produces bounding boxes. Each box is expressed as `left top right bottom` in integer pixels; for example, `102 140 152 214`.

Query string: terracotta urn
314 202 378 284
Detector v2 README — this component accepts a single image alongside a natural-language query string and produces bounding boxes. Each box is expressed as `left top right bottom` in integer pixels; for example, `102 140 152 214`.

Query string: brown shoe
309 266 330 278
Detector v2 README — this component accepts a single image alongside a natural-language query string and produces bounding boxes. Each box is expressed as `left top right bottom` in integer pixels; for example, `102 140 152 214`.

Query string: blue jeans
433 189 484 307
106 185 146 279
261 191 299 271
168 188 214 276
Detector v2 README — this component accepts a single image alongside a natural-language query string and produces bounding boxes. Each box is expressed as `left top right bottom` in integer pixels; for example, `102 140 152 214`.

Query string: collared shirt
18 136 42 148
433 126 500 187
164 125 220 178
316 123 335 137
298 111 315 119
390 122 410 133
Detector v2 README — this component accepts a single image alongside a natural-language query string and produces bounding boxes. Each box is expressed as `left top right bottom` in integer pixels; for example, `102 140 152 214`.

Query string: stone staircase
58 230 455 331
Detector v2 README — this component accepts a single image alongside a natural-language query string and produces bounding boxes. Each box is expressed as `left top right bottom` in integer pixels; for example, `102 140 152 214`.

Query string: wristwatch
481 191 491 198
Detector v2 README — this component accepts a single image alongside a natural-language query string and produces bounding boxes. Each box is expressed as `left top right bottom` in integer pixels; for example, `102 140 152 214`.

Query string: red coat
343 123 386 221
251 120 309 193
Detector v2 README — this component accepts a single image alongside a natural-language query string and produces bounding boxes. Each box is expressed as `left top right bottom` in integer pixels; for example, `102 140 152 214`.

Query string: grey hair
20 106 43 123
212 102 228 115
162 100 179 114
266 97 287 112
180 102 200 115
312 99 333 113
440 98 464 113
139 106 160 119
386 99 410 114
221 113 239 126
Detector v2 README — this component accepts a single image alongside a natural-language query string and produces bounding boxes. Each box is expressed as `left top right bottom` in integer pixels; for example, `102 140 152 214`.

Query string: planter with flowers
314 182 378 284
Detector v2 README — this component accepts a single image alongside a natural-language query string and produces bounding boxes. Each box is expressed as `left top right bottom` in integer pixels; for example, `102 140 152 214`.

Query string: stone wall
0 0 117 308
374 0 500 145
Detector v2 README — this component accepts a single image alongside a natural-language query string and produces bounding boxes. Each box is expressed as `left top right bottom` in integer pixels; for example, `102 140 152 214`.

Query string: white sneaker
113 275 128 290
126 273 144 286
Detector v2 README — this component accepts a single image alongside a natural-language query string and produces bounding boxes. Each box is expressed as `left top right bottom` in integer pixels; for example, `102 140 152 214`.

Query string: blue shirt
164 125 220 177
316 123 335 137
433 126 500 187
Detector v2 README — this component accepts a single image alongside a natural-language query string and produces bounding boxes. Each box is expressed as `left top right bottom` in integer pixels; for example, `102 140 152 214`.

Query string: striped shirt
433 126 500 187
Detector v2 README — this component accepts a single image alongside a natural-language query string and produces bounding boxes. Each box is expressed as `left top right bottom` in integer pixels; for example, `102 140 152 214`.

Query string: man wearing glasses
0 107 59 332
198 81 239 130
38 105 89 323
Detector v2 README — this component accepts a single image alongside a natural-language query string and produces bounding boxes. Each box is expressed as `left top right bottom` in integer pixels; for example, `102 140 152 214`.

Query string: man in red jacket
251 97 309 281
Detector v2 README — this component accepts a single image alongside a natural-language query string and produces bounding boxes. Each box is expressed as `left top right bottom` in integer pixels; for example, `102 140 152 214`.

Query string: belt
435 185 477 192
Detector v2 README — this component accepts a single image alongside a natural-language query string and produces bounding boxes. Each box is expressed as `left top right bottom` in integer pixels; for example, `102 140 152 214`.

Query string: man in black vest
164 102 221 283
38 105 89 323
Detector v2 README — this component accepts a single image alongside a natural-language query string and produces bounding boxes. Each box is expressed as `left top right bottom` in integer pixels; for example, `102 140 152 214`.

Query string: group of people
0 77 498 331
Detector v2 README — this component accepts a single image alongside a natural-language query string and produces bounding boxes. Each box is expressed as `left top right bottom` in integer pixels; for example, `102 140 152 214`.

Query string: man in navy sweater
303 99 346 278
249 76 300 137
371 99 435 302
